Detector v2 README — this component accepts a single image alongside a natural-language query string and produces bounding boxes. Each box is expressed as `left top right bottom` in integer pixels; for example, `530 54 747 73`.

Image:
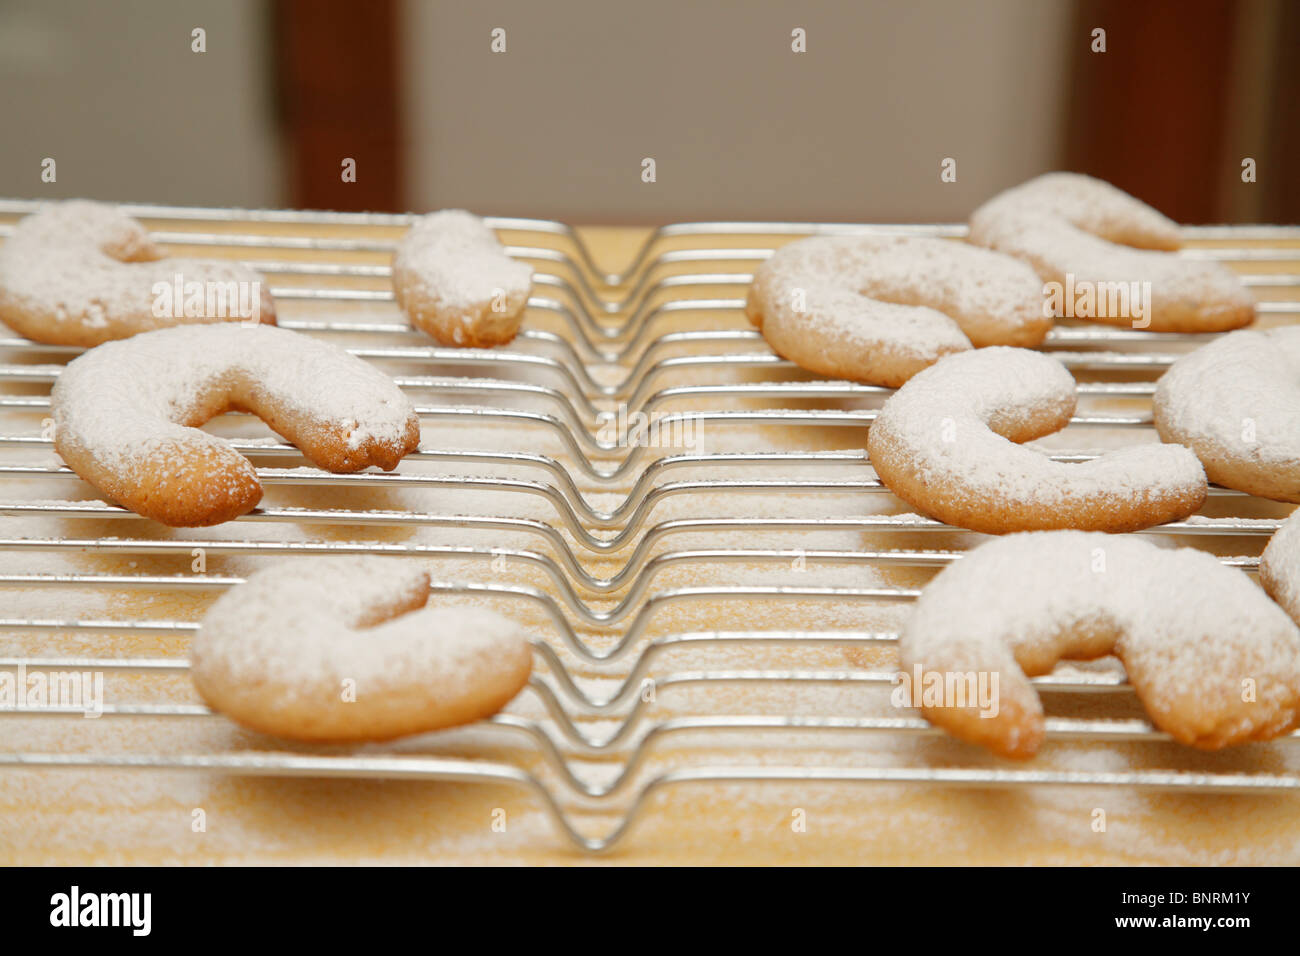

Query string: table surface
2 219 1299 865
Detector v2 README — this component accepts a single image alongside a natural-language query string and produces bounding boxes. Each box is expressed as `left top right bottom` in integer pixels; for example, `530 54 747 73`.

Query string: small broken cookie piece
393 209 533 347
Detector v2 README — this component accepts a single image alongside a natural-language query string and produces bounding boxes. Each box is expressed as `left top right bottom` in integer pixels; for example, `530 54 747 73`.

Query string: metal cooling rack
0 198 1298 854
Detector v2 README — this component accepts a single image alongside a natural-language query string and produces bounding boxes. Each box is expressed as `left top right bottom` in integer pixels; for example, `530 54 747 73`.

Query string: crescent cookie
0 200 276 346
1154 327 1300 502
51 324 421 527
969 172 1254 332
392 209 533 347
867 347 1206 533
901 531 1300 758
745 235 1051 387
1259 510 1300 624
191 558 534 742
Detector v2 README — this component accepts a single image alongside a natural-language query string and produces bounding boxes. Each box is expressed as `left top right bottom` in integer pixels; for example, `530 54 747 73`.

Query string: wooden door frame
273 0 403 212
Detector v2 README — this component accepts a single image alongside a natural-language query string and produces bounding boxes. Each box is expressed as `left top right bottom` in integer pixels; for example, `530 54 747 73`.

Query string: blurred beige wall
0 0 283 206
0 0 1076 222
402 0 1074 222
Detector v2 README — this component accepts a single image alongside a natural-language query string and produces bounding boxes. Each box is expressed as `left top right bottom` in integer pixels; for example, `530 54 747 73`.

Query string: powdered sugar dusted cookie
868 347 1206 533
191 558 534 742
969 173 1254 332
902 531 1300 758
1154 327 1300 502
0 200 276 346
51 324 421 527
393 210 533 347
745 235 1050 387
1259 510 1300 624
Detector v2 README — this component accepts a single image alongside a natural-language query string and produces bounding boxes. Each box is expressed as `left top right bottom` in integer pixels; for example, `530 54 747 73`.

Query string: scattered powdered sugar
51 324 418 475
871 347 1205 511
392 210 532 311
1184 515 1282 527
0 200 271 340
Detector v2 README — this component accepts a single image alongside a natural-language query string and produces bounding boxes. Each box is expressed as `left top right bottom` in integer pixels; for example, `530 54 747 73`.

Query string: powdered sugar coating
902 530 1300 757
51 324 421 526
191 557 534 741
1154 327 1300 502
1261 510 1300 624
0 200 276 345
868 347 1206 532
745 235 1051 387
392 210 533 347
969 173 1254 332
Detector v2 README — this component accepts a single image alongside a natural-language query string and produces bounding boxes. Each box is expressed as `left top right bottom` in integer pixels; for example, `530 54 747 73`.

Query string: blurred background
0 0 1295 223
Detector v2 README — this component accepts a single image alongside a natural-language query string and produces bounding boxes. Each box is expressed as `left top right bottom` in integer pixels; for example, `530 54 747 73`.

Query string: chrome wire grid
1 197 1299 854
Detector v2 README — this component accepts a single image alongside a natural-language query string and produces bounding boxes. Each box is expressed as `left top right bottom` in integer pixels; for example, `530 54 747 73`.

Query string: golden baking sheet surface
1 219 1298 864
